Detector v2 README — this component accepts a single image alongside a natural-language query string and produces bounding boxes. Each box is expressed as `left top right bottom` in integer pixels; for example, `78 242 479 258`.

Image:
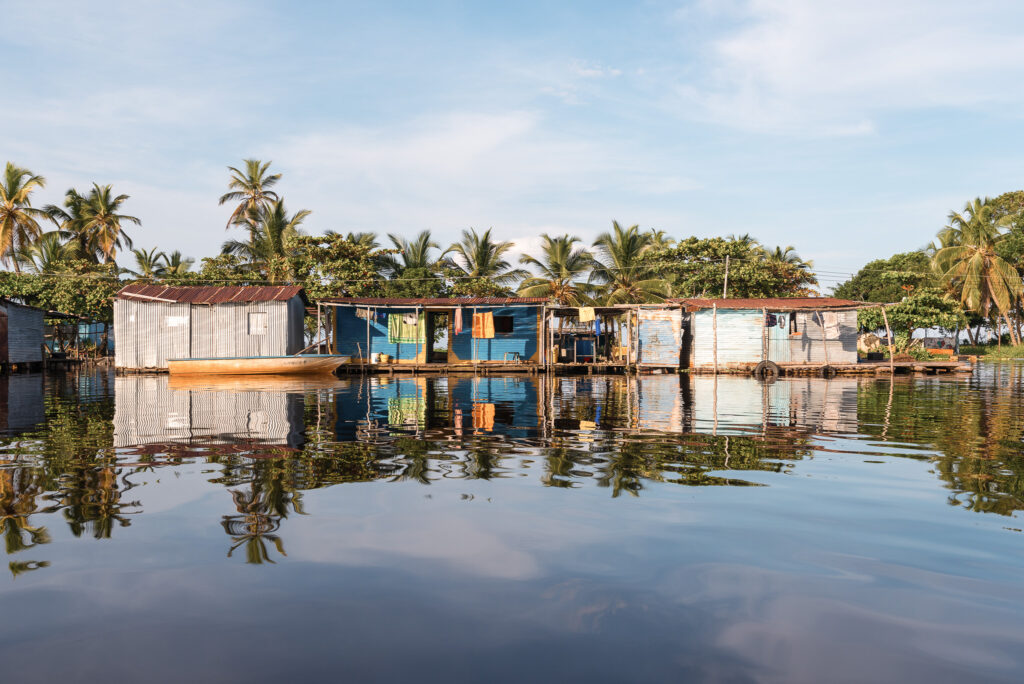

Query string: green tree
287 233 388 301
218 159 281 229
128 247 166 279
162 251 194 278
517 233 593 304
589 221 667 304
445 228 528 295
223 199 310 283
78 184 140 263
933 198 1022 345
0 163 47 273
14 231 79 273
858 290 967 351
763 245 813 272
832 251 935 303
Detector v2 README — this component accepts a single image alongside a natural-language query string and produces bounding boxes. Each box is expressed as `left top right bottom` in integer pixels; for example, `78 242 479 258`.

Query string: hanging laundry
453 307 463 335
376 310 388 325
578 307 596 322
403 312 418 325
822 312 841 340
472 312 495 339
388 313 424 343
594 317 601 336
764 313 777 328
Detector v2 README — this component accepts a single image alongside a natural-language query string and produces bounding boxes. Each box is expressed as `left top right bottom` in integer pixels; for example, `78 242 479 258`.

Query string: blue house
324 297 547 367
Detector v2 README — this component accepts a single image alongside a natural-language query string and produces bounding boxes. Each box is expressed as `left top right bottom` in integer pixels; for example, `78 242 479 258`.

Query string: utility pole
722 255 730 298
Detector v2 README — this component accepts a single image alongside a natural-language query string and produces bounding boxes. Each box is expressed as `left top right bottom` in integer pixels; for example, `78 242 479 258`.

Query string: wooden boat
167 355 347 376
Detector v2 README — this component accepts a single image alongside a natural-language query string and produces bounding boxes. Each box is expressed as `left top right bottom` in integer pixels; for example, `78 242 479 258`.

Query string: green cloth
388 397 426 426
387 313 425 344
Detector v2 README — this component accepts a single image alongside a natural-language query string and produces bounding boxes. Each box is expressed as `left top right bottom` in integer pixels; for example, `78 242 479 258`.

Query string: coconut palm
647 229 675 251
14 231 80 273
128 247 166 279
44 189 87 257
445 227 529 286
75 184 139 263
0 163 47 273
589 221 667 304
517 234 593 304
162 251 194 277
933 198 1022 344
222 199 310 282
218 159 281 230
383 230 442 277
765 245 814 271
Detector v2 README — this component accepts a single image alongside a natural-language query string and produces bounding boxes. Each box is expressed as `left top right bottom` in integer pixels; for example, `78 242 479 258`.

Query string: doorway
425 312 449 363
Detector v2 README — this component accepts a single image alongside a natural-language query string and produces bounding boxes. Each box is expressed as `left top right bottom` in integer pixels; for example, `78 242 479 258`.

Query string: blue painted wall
449 306 540 362
336 305 540 362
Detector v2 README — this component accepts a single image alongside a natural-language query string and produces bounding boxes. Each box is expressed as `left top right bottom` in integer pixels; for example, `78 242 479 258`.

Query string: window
494 316 514 334
248 312 268 335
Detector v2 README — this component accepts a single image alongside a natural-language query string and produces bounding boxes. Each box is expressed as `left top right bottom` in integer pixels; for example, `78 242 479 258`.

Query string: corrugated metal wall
0 374 45 430
116 298 301 370
691 309 766 367
636 309 683 366
2 303 43 364
112 375 304 447
789 311 858 364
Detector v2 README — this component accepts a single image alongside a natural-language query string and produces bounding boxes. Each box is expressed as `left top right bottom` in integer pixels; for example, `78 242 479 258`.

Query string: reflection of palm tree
220 473 301 564
0 470 51 554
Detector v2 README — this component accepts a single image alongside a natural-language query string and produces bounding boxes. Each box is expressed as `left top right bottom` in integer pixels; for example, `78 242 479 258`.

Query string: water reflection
1 366 1024 681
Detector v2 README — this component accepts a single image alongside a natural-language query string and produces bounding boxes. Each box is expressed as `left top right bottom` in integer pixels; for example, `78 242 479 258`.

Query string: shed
677 297 863 371
0 299 45 366
114 284 308 371
325 297 546 366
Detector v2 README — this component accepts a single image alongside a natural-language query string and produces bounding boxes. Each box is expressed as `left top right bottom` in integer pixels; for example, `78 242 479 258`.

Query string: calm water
2 367 1024 683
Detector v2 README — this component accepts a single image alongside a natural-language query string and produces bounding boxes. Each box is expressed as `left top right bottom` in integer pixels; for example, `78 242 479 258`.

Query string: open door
425 311 449 363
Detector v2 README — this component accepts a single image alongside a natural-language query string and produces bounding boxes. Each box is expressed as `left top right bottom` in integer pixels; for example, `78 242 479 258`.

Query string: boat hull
167 355 344 376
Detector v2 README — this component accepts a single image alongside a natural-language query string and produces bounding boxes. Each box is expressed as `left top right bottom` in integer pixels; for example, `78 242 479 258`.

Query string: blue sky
3 0 1023 290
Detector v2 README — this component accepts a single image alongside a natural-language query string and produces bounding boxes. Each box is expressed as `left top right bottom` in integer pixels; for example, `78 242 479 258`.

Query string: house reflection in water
332 373 859 441
113 375 306 448
0 374 45 433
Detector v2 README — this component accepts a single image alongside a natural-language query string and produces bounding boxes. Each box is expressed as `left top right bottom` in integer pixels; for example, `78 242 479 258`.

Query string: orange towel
472 312 495 339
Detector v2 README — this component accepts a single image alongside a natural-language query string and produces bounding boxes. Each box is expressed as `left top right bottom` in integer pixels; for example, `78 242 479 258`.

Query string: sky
2 0 1023 291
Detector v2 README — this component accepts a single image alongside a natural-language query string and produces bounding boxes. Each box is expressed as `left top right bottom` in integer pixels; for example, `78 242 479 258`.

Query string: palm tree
162 251 194 277
46 188 96 261
589 221 667 304
517 234 593 304
765 245 814 271
218 159 281 230
383 230 441 277
345 231 380 250
129 247 166 279
647 229 675 251
445 227 529 287
78 184 140 263
0 163 47 273
933 198 1022 345
14 231 79 273
222 199 310 282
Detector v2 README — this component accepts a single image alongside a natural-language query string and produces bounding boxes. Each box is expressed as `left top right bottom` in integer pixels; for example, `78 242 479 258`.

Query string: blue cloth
594 318 601 335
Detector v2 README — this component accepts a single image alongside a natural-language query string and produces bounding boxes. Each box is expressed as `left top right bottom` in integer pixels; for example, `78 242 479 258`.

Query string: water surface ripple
1 365 1023 683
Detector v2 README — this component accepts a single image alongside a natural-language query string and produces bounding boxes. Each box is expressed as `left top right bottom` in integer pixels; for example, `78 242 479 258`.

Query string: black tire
753 360 781 380
820 365 836 378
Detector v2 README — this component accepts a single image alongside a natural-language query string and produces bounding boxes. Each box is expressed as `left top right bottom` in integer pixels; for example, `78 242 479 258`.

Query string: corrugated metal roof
674 297 865 311
323 296 547 306
117 283 306 304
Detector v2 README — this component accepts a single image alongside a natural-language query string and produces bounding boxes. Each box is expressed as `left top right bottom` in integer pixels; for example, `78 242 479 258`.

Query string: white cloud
675 0 1024 134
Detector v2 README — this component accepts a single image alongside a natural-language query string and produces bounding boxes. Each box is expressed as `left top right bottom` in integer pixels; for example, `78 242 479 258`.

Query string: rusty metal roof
117 283 306 304
673 297 865 311
322 296 547 306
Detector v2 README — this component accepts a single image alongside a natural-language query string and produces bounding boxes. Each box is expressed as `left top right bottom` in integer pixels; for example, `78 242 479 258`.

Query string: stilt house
0 299 45 369
677 297 863 371
114 284 308 371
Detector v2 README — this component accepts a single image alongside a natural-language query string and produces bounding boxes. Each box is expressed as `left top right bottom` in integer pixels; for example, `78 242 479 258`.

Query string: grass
960 344 1024 359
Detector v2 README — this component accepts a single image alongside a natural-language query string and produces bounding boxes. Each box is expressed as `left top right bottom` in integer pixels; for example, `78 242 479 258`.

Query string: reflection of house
326 297 545 366
688 375 859 434
114 284 308 371
112 375 305 447
0 374 45 432
678 298 861 372
1 299 44 369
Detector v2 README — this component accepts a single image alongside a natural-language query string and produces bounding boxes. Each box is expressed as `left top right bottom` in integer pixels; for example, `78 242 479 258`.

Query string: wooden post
625 308 632 371
814 311 831 368
712 303 719 375
880 305 895 375
722 255 730 299
365 307 371 370
316 304 322 353
761 306 768 362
